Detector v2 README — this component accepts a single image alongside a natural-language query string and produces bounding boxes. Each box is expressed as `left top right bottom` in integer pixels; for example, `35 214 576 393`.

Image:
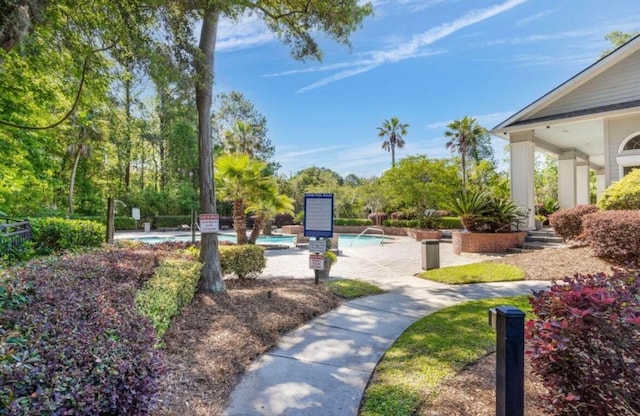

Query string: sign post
304 193 334 284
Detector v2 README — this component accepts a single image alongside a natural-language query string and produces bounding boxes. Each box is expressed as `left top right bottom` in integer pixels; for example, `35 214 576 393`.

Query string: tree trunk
233 199 247 244
196 7 225 293
68 147 82 215
249 213 265 243
391 143 396 168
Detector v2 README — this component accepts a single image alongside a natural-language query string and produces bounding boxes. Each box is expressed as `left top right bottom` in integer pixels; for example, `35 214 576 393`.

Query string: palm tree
224 120 260 157
444 116 486 191
67 115 101 215
246 192 294 244
215 153 273 244
377 117 409 168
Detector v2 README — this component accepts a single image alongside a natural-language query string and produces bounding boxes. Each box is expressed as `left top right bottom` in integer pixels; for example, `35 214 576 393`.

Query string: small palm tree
378 117 409 168
446 190 492 232
215 153 273 244
246 192 294 244
444 116 486 191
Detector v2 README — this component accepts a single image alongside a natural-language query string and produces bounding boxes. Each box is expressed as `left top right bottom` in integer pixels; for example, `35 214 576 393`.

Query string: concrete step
525 235 564 243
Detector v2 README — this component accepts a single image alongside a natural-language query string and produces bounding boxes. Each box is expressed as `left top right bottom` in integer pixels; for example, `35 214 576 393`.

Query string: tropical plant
377 117 409 168
444 116 488 190
215 154 274 245
446 191 492 232
246 191 294 244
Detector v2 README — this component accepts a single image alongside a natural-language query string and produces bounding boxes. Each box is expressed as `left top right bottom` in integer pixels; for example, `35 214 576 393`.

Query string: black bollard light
489 305 525 416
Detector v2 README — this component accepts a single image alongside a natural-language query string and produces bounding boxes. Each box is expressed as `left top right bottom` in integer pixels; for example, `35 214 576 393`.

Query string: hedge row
30 217 105 254
548 205 599 242
136 259 202 338
334 218 373 226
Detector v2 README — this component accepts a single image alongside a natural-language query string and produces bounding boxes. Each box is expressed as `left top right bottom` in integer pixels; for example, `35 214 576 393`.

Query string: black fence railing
0 218 32 253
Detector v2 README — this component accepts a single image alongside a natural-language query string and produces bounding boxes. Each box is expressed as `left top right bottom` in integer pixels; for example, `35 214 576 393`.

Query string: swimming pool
126 233 392 247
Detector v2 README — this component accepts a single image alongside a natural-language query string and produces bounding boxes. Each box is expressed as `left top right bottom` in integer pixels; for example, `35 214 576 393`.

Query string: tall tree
161 1 372 293
444 116 487 191
213 91 275 163
377 117 409 168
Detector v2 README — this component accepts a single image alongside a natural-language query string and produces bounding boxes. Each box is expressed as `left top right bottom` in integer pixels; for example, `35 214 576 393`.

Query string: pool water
128 233 392 247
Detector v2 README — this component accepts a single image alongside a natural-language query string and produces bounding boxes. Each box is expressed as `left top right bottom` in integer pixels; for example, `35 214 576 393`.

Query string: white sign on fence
309 254 325 270
199 214 219 233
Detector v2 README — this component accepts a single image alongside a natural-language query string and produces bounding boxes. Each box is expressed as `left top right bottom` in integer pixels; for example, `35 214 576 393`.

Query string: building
491 34 640 229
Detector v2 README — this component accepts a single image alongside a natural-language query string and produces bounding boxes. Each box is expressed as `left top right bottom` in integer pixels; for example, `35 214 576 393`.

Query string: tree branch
0 41 117 130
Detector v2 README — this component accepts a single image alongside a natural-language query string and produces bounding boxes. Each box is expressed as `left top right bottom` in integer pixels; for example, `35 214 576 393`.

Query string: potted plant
317 250 337 280
447 191 528 254
535 214 546 230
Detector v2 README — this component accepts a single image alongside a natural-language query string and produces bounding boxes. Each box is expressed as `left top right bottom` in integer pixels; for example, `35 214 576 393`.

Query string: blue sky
212 0 640 178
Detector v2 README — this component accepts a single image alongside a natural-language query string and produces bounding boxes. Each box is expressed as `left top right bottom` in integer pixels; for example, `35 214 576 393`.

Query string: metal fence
0 218 32 254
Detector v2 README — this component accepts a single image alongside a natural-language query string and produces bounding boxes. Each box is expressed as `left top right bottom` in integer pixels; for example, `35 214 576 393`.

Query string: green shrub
334 218 373 226
30 217 105 254
383 219 421 228
135 259 202 338
582 210 640 266
78 215 137 230
548 205 599 242
153 215 192 228
434 216 463 229
220 245 266 279
0 237 35 265
598 169 640 210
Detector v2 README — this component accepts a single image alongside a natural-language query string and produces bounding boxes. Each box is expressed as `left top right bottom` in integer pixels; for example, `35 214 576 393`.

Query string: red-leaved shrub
527 270 640 415
548 204 599 242
582 210 640 267
1 248 164 415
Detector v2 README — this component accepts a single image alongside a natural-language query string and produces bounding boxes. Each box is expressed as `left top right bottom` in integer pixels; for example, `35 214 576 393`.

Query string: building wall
607 115 640 183
531 49 640 119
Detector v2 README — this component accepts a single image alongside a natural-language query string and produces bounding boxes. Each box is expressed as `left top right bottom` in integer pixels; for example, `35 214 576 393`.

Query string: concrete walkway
223 236 550 416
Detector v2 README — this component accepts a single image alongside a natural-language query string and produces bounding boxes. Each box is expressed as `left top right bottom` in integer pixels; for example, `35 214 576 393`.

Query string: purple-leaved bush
1 247 164 415
527 270 640 415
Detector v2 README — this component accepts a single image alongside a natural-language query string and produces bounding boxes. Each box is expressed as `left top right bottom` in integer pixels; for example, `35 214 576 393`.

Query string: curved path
222 237 550 416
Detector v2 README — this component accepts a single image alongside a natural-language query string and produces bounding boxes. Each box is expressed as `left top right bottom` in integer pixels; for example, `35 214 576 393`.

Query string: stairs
512 228 565 252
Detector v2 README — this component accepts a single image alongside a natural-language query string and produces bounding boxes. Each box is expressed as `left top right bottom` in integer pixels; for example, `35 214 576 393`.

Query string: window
623 135 640 151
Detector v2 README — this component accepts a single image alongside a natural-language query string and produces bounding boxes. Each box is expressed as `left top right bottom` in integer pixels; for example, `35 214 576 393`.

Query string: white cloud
514 9 556 27
217 13 275 52
294 0 528 92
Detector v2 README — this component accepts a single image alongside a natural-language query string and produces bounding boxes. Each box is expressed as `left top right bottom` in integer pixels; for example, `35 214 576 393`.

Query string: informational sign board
309 240 327 254
304 193 334 238
199 213 219 233
309 254 325 270
131 208 140 221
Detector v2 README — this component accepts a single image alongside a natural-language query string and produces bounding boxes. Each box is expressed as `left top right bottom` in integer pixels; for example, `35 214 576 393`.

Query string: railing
350 227 385 246
0 218 32 253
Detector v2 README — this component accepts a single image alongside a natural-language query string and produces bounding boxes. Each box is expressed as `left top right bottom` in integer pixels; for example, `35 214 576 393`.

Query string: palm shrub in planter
447 191 526 232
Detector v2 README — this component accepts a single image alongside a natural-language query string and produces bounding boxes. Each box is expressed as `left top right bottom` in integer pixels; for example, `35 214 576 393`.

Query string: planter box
410 229 443 241
452 231 527 255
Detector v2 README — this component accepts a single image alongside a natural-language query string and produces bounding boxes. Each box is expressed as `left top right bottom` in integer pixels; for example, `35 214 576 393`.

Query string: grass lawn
326 278 384 298
359 295 532 416
418 262 525 284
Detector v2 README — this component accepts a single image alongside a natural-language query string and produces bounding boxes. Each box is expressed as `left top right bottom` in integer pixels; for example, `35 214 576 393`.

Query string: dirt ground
154 246 617 415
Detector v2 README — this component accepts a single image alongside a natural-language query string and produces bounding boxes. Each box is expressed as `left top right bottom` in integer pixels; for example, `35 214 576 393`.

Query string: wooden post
191 210 197 244
106 198 115 244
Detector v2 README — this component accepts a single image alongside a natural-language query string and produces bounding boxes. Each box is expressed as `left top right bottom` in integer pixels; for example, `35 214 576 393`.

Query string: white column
576 163 590 205
596 173 606 201
509 131 536 230
558 151 577 209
